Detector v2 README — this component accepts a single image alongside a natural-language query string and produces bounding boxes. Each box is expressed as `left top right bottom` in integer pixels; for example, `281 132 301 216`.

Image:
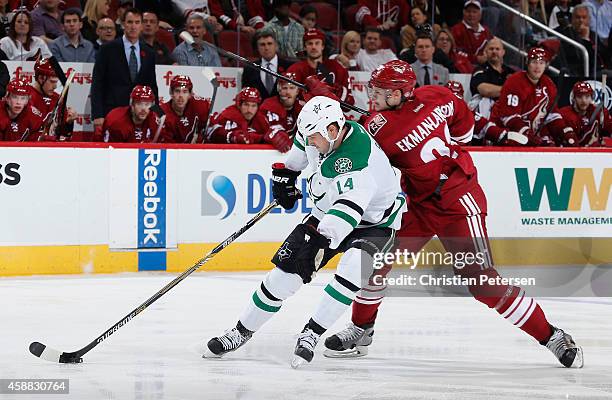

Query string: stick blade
29 342 82 363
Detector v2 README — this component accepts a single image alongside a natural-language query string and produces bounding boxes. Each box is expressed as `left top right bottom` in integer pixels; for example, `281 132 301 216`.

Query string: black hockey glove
294 224 331 283
272 163 302 210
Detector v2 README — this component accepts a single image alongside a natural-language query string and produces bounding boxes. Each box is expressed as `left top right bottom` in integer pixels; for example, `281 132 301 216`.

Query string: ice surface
1 271 611 400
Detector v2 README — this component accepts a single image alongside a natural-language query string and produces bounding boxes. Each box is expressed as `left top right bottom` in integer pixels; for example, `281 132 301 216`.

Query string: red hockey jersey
0 100 44 141
259 96 302 139
160 96 211 143
206 104 269 144
29 88 59 121
363 85 476 206
450 21 493 64
490 71 564 140
558 104 612 146
355 0 410 29
102 106 161 143
287 59 355 106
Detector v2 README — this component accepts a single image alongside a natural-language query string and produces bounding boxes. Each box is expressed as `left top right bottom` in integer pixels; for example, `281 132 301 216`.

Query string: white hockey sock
239 267 302 332
311 248 362 330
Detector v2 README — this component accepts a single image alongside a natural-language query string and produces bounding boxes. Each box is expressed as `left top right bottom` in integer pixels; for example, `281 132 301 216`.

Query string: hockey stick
29 200 279 363
150 104 167 143
588 74 607 126
179 31 370 116
193 67 219 144
19 70 77 142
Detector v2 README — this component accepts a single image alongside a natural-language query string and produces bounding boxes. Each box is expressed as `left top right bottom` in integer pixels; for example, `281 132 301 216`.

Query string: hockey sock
239 267 303 332
351 301 379 329
311 248 363 330
312 274 360 329
494 286 552 343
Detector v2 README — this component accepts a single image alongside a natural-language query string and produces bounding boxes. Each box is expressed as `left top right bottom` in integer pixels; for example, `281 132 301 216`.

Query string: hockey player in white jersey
205 96 406 367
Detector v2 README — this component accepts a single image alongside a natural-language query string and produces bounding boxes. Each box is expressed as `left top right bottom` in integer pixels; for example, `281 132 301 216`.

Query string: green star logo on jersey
334 157 353 174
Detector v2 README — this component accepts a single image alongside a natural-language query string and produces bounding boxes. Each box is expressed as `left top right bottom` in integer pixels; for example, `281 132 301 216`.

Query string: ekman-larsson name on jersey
395 101 455 151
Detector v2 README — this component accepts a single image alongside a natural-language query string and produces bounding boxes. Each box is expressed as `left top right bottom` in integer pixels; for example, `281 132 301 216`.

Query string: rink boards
0 144 610 276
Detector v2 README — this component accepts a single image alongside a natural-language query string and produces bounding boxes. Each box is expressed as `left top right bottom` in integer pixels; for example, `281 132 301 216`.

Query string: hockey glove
265 129 293 153
272 163 302 209
304 75 340 101
561 127 579 147
294 224 331 283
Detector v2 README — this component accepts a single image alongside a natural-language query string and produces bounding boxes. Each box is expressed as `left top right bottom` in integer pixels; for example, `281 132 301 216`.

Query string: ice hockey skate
291 325 321 369
323 322 374 358
543 326 584 368
204 322 253 358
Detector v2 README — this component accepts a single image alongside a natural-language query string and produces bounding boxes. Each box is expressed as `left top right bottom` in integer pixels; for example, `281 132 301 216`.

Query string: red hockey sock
495 287 552 343
351 300 380 328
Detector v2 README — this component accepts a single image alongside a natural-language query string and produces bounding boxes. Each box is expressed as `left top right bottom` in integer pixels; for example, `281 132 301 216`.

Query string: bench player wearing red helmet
490 47 578 147
558 81 612 147
287 28 355 107
323 60 583 368
101 85 161 143
207 87 269 145
446 80 528 146
258 72 302 153
160 75 211 144
30 58 77 140
0 78 44 141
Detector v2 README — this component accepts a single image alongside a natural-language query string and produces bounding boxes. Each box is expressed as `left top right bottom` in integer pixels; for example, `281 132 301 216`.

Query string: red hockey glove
304 75 340 101
264 129 292 153
561 127 579 147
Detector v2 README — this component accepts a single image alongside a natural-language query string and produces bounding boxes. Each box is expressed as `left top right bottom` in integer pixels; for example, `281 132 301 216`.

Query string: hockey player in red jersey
160 75 211 143
0 78 44 141
446 80 528 146
322 60 583 368
30 58 77 140
101 85 161 143
490 47 577 147
207 87 269 145
287 29 354 107
558 81 612 147
259 72 302 153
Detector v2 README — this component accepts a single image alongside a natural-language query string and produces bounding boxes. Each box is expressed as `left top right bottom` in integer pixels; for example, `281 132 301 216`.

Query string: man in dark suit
91 7 158 131
241 31 293 100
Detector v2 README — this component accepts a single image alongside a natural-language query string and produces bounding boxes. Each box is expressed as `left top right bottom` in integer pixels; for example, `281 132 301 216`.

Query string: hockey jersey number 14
285 120 406 249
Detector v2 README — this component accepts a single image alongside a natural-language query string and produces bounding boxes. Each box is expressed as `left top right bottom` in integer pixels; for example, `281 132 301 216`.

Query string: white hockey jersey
285 120 406 249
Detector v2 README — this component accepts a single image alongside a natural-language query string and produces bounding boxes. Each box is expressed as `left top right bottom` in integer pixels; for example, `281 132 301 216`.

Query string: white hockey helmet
297 96 346 154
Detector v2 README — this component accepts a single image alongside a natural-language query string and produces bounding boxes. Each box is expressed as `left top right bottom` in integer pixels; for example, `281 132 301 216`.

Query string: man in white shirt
355 28 397 73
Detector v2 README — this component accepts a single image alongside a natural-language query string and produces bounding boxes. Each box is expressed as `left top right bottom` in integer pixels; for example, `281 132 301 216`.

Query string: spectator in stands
524 0 548 43
0 10 52 60
554 4 605 75
401 6 441 51
93 17 116 51
287 28 354 106
31 0 63 44
82 0 111 43
435 28 473 73
548 0 573 29
242 31 292 100
91 8 158 132
207 87 269 144
583 0 612 48
170 0 223 33
172 13 221 67
356 28 397 72
141 11 174 65
0 0 10 39
49 9 96 63
469 37 512 117
330 30 361 71
355 0 410 48
299 5 317 31
451 0 493 65
400 24 455 72
411 34 449 86
263 0 304 60
215 0 265 34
